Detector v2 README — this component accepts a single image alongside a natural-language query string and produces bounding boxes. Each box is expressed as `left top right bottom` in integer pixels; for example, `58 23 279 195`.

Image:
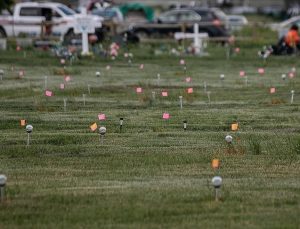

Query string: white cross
74 9 97 55
174 24 208 55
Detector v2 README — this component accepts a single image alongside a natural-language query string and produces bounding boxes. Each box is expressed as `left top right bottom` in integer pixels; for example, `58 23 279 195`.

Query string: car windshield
58 5 76 16
93 9 117 18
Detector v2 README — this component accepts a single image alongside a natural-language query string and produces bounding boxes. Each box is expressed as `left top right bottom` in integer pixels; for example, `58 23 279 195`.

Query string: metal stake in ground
204 82 207 93
152 91 156 101
179 96 183 109
63 98 67 112
0 69 4 81
207 91 211 104
0 175 7 202
157 73 160 86
212 176 222 201
183 66 187 75
120 118 124 132
291 90 295 104
87 84 91 95
183 120 187 131
83 94 86 106
99 126 106 144
44 75 48 90
220 74 225 87
96 71 101 84
25 124 33 146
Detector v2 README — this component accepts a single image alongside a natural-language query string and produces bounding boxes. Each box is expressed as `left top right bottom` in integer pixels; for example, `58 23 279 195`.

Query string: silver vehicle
227 15 248 31
271 16 300 38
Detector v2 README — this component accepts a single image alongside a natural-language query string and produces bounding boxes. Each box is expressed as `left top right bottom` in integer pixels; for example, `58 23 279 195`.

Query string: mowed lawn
0 43 299 228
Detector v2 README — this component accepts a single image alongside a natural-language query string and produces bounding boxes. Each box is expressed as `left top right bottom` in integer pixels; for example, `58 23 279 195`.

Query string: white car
0 2 103 42
274 16 300 38
227 15 248 31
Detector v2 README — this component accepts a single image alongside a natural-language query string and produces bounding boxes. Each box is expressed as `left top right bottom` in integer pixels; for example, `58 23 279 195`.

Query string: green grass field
0 40 299 228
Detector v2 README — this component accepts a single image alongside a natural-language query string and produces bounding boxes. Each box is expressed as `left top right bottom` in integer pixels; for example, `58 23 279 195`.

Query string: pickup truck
0 2 103 43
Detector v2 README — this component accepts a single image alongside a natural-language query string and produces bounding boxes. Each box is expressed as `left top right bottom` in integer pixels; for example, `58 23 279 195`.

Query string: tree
0 0 14 14
285 0 300 8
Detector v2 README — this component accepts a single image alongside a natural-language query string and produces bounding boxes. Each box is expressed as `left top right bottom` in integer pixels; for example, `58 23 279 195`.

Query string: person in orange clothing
266 24 300 55
285 24 300 48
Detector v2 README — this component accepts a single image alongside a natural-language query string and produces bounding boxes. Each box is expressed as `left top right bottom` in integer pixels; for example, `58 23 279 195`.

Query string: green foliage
0 41 299 228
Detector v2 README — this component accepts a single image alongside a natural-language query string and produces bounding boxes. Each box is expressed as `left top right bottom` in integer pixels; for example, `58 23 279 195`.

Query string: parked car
126 7 230 41
0 2 104 43
91 7 123 23
227 15 248 31
230 6 258 15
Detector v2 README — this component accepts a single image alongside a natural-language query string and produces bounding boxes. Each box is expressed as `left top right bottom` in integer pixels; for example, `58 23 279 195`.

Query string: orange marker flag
20 119 26 126
231 123 238 131
90 122 97 132
212 159 220 169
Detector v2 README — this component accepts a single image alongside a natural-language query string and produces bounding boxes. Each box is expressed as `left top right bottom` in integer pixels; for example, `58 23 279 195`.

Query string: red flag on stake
64 75 71 82
187 88 193 94
161 91 168 97
239 71 245 77
270 87 276 94
185 77 191 82
98 113 106 120
163 113 170 120
45 90 53 97
258 68 265 74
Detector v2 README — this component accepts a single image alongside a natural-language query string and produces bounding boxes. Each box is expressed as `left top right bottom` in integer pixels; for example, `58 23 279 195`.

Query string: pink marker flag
60 83 65 89
185 77 191 82
45 90 53 97
187 88 193 94
98 113 106 120
60 59 66 65
270 87 276 94
64 75 71 82
239 71 245 77
180 59 185 65
136 87 142 93
235 47 240 53
162 91 168 97
163 113 170 120
19 70 24 78
139 64 144 70
258 68 265 74
289 72 295 78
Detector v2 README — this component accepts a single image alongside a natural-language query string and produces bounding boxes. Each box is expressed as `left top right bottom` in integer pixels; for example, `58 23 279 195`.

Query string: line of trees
0 0 14 14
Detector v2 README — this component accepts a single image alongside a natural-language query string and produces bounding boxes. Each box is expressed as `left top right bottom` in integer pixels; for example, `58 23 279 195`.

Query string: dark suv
127 7 229 40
